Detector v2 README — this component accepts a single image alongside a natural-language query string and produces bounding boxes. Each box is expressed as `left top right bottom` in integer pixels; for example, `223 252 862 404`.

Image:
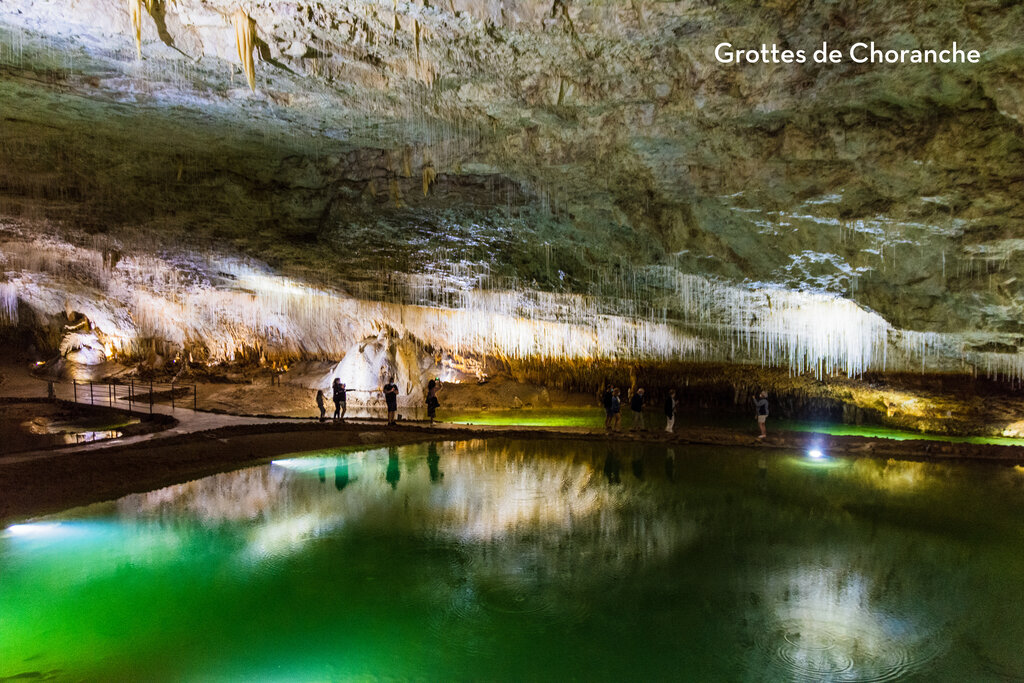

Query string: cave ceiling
2 0 1024 372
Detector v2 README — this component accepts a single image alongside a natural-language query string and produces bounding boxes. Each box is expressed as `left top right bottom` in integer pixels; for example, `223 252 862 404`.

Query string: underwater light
807 449 824 459
4 522 65 537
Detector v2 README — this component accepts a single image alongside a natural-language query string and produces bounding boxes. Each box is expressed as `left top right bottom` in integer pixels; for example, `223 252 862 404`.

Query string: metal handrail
67 378 197 414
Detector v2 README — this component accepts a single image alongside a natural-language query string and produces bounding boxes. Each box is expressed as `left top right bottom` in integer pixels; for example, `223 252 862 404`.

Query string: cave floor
3 364 1024 525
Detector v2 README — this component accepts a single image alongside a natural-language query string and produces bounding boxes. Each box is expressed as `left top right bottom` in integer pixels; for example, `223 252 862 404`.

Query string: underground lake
2 439 1023 680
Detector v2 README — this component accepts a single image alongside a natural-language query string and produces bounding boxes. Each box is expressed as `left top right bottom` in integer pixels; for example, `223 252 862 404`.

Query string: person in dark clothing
609 388 622 431
332 378 346 421
755 390 769 440
316 389 327 423
426 378 441 424
630 388 646 431
383 377 399 425
601 385 614 429
664 388 678 433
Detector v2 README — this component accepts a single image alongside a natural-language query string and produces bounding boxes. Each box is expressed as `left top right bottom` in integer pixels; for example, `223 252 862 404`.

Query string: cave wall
2 0 1024 379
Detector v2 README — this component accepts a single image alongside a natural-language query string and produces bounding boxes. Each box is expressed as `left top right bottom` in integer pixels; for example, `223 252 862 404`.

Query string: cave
2 0 1024 679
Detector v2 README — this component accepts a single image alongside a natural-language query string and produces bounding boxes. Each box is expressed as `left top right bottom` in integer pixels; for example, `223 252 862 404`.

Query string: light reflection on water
2 440 1024 680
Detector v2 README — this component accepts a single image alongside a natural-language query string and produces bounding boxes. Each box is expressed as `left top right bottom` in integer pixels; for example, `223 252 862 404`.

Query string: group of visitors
601 385 679 434
315 379 348 423
314 373 442 426
600 384 770 438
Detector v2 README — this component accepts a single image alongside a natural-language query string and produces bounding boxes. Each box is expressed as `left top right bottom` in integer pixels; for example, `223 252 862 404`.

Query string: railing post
108 382 112 407
73 380 77 403
150 380 154 414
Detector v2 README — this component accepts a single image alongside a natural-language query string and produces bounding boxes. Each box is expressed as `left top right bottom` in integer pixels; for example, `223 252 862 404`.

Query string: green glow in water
3 441 1024 680
445 409 1024 446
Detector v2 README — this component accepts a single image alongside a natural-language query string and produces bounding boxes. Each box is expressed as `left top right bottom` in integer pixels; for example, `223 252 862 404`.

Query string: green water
445 408 1024 446
3 440 1024 680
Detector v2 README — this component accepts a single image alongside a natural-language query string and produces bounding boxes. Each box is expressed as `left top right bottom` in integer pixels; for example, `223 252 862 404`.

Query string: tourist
630 387 646 431
601 384 614 429
315 388 326 422
332 378 346 421
755 390 769 440
383 377 399 425
426 378 441 424
664 388 678 433
610 387 622 431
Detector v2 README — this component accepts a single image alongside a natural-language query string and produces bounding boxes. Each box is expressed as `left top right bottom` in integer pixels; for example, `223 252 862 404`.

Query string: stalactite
402 147 413 178
0 282 17 324
414 19 421 64
389 178 404 207
422 164 436 196
2 231 1021 379
128 0 144 59
232 8 256 91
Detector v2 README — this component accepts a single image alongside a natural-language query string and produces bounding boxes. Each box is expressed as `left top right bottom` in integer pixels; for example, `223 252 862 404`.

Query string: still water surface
2 440 1024 680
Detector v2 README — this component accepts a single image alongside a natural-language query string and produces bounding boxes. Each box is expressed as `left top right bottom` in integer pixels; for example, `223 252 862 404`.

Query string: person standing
332 378 346 421
316 388 327 423
426 378 441 425
383 377 399 425
601 384 614 429
630 387 646 431
610 388 622 431
755 390 769 440
664 388 678 433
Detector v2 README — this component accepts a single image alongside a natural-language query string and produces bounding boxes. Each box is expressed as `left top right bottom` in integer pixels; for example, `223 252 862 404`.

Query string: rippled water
3 440 1024 680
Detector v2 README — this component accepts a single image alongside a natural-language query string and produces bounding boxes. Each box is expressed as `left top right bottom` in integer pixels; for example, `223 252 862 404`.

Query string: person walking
755 390 769 440
316 388 327 423
383 377 399 425
332 378 346 421
664 388 678 433
630 387 646 431
426 378 441 425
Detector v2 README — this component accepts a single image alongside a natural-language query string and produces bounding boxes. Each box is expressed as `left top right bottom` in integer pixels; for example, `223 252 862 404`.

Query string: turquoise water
3 440 1024 680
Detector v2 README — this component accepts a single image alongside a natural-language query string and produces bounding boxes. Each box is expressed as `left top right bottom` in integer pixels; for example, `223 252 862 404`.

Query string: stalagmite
232 8 256 91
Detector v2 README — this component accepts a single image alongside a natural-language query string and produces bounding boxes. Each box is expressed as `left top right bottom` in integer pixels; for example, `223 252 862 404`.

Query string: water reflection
335 457 349 491
385 447 400 490
427 443 443 483
3 441 1024 680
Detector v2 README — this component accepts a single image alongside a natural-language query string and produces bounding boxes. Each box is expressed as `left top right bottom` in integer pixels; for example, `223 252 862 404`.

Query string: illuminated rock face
1 1 1024 377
